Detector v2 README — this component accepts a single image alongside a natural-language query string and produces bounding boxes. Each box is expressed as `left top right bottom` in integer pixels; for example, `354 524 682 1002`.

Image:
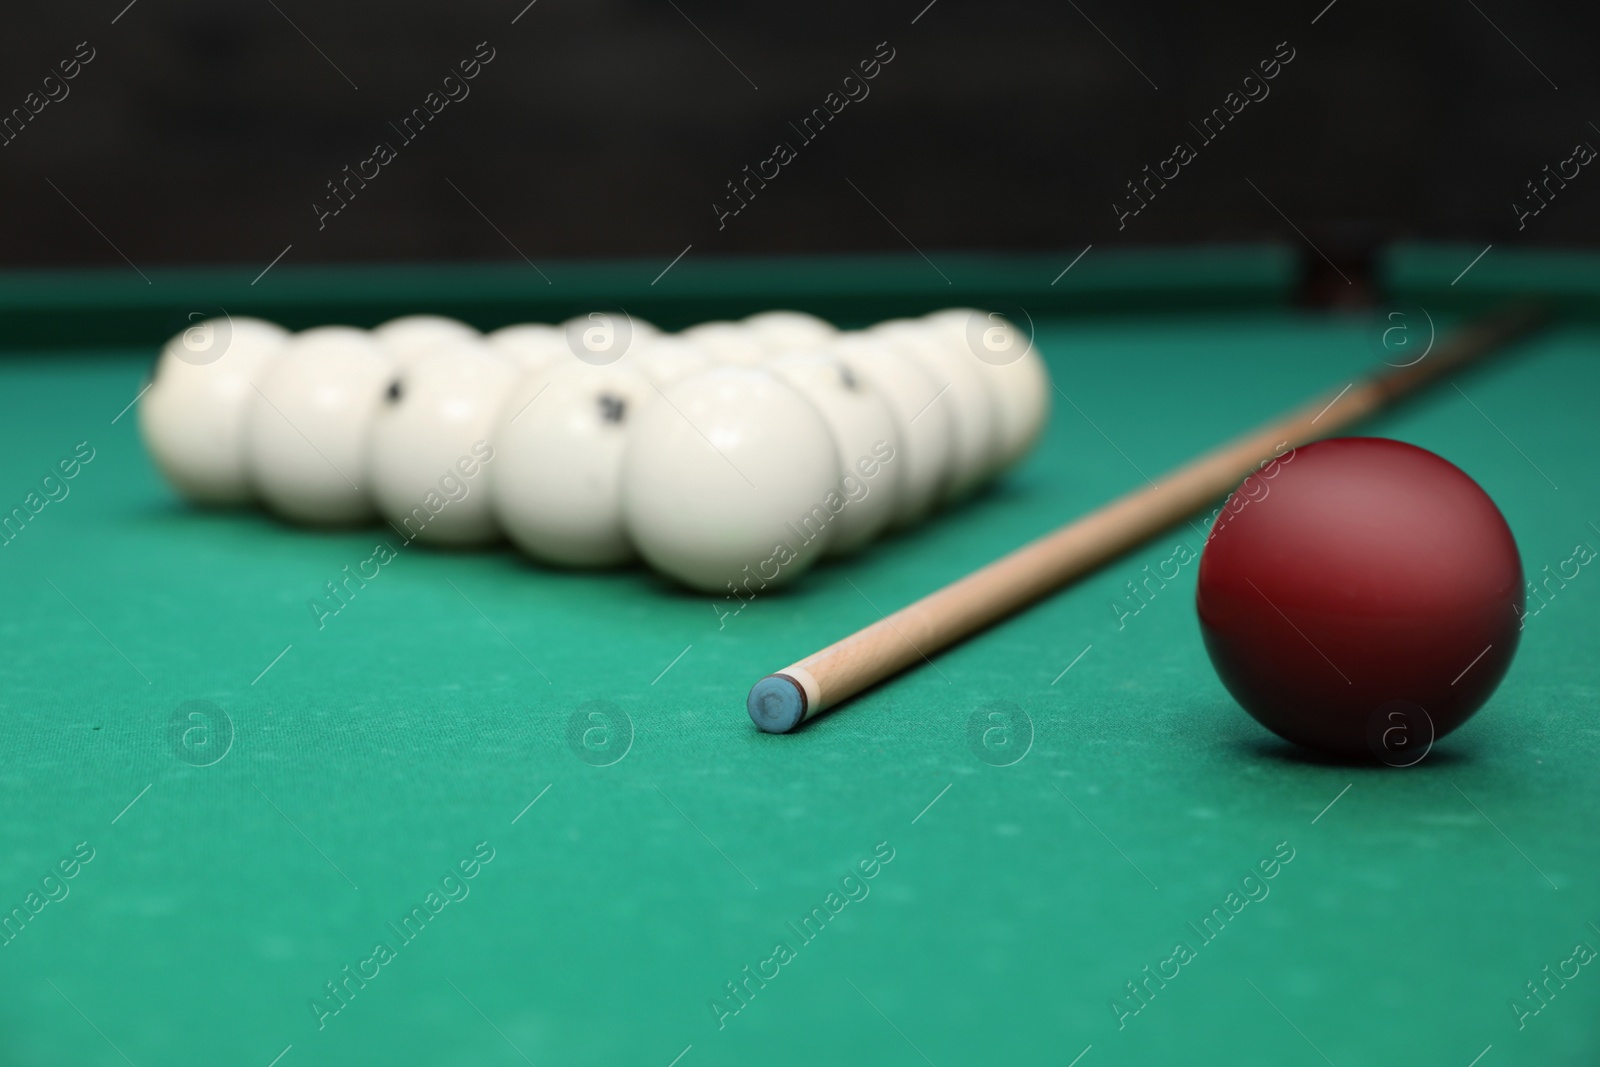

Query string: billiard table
1 244 1595 1066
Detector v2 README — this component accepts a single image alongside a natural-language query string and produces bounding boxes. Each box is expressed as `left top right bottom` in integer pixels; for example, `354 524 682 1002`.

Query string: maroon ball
1195 437 1523 758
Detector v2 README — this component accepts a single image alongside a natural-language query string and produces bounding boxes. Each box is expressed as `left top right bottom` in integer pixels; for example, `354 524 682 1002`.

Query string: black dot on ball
840 366 860 391
385 379 403 403
598 394 627 423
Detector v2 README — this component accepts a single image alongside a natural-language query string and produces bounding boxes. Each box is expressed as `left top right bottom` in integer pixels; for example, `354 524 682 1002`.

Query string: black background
3 0 1598 273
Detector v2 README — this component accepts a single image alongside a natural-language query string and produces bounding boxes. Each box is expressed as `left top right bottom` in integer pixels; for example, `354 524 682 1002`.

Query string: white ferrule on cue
746 304 1546 733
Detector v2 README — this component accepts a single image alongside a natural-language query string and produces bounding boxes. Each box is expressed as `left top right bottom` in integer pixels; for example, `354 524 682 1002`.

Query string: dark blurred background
3 0 1598 274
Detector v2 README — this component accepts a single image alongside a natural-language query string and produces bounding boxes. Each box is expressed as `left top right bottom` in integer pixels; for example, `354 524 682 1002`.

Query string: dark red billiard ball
1196 437 1523 758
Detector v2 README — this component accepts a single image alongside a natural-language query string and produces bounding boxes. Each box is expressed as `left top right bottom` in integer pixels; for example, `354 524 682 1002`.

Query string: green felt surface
1 285 1598 1066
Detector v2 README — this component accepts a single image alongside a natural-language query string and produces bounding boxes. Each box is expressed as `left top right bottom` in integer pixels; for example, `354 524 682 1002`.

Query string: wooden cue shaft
749 303 1546 732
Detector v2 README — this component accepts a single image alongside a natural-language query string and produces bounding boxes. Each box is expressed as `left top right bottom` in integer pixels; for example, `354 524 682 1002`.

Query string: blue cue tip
747 674 807 733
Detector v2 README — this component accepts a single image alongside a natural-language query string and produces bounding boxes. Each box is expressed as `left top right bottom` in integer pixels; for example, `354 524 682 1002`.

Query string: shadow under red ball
1196 437 1523 756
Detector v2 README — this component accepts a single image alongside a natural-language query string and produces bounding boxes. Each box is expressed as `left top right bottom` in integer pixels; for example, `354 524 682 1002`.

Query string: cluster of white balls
139 308 1050 593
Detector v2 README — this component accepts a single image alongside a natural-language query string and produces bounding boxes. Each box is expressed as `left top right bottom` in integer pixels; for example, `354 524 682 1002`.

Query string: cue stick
746 303 1548 733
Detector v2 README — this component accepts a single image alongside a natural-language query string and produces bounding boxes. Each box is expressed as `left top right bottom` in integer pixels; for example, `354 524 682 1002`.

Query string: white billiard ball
925 308 1050 472
622 367 840 592
490 362 656 567
769 352 901 555
617 334 717 387
742 310 837 354
829 332 954 527
485 323 567 374
560 312 658 368
681 321 767 366
367 341 519 546
372 315 479 366
871 318 999 503
244 326 391 524
139 316 289 504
